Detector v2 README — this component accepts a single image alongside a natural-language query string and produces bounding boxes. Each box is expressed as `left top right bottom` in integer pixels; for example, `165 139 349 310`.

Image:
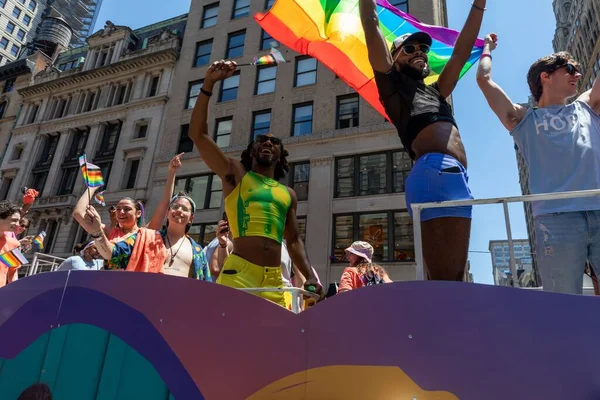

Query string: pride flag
255 0 484 118
79 154 104 188
32 231 46 251
94 191 106 207
0 247 29 269
253 47 286 65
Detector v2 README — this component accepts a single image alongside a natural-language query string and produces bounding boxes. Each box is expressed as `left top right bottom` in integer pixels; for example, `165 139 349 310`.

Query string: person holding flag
0 200 26 287
358 0 487 281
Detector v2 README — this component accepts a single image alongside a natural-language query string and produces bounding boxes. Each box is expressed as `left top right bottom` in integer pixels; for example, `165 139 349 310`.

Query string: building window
175 174 222 211
188 223 218 247
134 122 148 139
292 103 313 136
255 65 276 95
186 80 203 109
219 71 240 102
287 162 310 201
148 76 160 97
22 14 30 26
194 39 212 67
3 78 14 93
265 0 274 9
334 150 412 197
30 171 48 193
97 162 113 187
214 117 232 148
260 30 277 50
6 22 15 34
123 159 140 189
389 0 408 12
336 94 359 129
65 128 89 162
26 103 39 124
12 7 21 18
332 211 414 262
0 37 8 50
0 0 6 7
10 145 23 161
10 44 19 57
57 167 78 195
226 31 245 58
251 110 271 139
201 3 219 28
177 124 194 153
0 177 12 200
295 57 317 87
232 0 249 19
0 101 6 118
96 122 121 157
16 29 25 41
28 0 36 12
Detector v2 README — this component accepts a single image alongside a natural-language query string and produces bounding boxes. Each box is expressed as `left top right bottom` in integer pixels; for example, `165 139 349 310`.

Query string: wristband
471 3 486 11
91 231 103 239
200 87 212 97
481 54 492 60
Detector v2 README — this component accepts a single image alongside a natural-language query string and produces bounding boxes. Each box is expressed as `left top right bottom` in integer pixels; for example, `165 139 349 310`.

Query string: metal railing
25 253 66 276
411 188 600 284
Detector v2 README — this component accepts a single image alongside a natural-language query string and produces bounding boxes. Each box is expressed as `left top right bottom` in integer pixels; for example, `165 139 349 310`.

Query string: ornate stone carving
310 156 334 166
102 21 116 37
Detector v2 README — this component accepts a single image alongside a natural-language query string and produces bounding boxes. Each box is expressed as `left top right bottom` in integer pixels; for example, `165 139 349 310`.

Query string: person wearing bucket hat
359 0 487 281
338 241 391 292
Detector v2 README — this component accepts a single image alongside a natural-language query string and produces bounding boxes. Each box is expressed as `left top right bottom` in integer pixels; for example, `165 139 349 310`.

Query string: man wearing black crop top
359 1 487 281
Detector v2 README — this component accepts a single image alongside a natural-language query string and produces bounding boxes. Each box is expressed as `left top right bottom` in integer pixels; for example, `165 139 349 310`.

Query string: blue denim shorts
405 153 474 221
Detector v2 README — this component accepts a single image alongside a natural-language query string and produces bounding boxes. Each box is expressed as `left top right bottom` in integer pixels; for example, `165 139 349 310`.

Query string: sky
93 0 557 284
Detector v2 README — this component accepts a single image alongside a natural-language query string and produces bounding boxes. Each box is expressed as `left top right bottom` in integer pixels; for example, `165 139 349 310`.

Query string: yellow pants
217 254 290 309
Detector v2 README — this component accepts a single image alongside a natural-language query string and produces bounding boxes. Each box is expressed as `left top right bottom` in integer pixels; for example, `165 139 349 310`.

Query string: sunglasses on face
401 44 430 55
551 63 580 76
255 135 282 146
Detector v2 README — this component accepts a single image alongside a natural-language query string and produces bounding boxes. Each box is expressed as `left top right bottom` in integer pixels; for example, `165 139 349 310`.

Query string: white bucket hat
345 241 374 263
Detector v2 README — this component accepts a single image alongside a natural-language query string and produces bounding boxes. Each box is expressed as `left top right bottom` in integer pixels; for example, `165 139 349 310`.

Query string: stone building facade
0 14 187 257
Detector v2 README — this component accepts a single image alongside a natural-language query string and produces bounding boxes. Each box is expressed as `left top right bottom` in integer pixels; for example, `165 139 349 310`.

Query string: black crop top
374 68 457 160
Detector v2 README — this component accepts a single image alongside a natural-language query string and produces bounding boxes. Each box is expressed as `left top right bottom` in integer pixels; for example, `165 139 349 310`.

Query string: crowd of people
0 0 599 301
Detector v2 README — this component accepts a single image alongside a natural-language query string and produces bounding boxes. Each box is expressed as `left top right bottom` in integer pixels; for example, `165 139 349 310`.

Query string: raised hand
485 33 498 51
216 219 230 246
204 60 237 85
168 153 184 173
86 205 103 234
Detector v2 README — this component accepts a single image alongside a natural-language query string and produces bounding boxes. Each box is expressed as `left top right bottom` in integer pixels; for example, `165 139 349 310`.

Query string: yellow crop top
224 171 292 243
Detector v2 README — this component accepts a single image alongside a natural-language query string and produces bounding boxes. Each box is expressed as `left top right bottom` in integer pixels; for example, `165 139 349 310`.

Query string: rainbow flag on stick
32 231 46 251
94 191 106 207
0 247 29 269
255 0 484 118
79 154 104 188
253 47 286 65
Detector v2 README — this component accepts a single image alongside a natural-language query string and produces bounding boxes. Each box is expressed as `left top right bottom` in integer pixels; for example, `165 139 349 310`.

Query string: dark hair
527 51 577 102
0 200 21 220
120 197 145 226
73 241 91 255
240 137 289 181
356 263 388 279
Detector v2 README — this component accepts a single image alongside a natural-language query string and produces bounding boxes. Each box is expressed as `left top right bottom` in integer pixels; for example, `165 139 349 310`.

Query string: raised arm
189 60 241 181
437 0 486 98
72 186 109 235
359 0 393 73
147 153 183 230
85 205 114 260
578 76 600 114
476 33 526 131
283 189 322 295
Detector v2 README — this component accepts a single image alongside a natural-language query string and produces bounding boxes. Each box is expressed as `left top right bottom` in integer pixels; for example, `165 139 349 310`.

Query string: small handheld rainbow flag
253 47 286 65
32 231 46 251
94 191 106 207
0 247 29 269
79 154 104 188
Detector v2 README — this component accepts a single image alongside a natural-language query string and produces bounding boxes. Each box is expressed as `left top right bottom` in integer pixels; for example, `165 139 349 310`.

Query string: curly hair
355 263 388 279
240 138 289 181
0 200 21 220
527 51 577 102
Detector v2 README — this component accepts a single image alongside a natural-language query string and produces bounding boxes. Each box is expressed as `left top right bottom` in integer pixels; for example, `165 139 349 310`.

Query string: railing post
412 204 425 280
29 253 39 276
291 289 300 314
503 202 520 287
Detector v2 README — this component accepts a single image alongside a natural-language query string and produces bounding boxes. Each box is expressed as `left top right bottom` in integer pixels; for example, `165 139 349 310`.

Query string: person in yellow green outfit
188 59 322 307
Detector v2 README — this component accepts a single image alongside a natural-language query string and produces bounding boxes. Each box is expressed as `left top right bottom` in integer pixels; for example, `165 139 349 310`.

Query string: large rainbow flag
0 247 29 269
255 0 484 118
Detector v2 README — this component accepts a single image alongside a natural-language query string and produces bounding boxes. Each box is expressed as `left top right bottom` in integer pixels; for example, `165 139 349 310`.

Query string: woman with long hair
338 241 392 293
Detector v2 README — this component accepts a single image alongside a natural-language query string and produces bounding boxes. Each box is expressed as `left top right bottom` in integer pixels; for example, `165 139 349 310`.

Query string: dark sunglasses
551 63 580 76
255 135 282 146
401 44 430 55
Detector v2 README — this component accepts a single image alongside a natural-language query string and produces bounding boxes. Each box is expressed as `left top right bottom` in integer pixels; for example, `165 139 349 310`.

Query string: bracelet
219 242 228 248
481 53 492 60
200 87 212 97
91 231 103 239
471 2 486 11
